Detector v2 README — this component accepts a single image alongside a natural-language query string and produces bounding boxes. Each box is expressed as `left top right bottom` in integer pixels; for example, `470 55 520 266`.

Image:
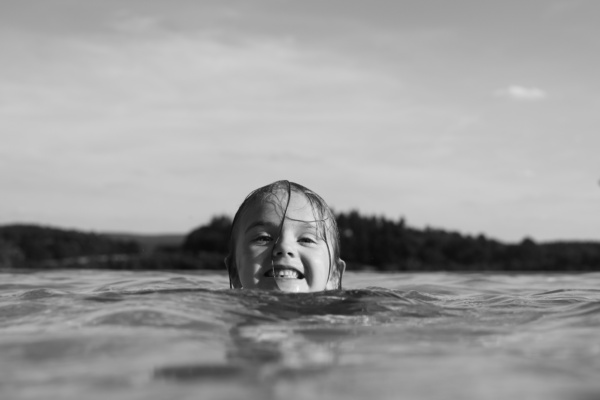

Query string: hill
182 212 600 272
3 213 600 271
104 233 185 254
0 224 213 270
0 224 139 268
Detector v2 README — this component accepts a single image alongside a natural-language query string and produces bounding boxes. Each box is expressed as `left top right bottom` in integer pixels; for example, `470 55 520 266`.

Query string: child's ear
326 258 346 290
339 259 346 275
224 256 242 289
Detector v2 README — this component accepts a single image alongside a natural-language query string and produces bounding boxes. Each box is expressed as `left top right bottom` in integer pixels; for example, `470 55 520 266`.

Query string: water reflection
153 290 358 385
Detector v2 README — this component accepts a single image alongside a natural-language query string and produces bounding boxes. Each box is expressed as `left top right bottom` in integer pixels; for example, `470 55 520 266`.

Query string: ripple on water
16 288 69 300
3 271 600 400
553 301 600 324
82 307 226 331
0 302 49 325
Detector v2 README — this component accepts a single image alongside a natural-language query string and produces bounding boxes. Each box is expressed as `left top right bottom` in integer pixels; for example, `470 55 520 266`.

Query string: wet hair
225 180 343 290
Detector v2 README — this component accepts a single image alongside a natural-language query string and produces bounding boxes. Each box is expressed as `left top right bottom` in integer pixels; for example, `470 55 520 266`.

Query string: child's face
233 190 332 292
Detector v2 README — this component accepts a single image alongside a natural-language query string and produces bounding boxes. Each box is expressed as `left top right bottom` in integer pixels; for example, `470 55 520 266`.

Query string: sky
1 0 599 242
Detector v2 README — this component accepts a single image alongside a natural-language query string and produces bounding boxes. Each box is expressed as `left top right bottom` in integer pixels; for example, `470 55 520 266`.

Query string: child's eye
254 235 272 244
299 237 317 244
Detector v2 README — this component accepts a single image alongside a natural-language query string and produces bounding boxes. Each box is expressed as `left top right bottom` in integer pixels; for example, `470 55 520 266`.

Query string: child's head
225 180 345 292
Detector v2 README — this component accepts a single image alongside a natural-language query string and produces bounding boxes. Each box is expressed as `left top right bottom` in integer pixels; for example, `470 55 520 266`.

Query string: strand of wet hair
271 180 293 288
285 194 339 289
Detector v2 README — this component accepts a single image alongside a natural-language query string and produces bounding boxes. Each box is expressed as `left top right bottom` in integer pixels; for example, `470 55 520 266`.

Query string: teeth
265 268 302 279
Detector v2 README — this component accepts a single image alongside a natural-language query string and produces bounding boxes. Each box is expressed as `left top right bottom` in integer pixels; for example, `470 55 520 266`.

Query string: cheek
236 244 271 272
245 244 272 262
306 249 332 287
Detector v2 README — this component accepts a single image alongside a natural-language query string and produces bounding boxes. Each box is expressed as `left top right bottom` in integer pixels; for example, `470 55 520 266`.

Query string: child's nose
272 238 295 257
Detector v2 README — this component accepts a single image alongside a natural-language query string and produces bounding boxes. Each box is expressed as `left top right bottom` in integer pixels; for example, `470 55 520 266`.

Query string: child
225 180 345 292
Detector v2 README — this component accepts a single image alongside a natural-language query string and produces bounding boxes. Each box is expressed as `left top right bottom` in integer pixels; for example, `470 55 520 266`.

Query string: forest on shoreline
1 211 600 272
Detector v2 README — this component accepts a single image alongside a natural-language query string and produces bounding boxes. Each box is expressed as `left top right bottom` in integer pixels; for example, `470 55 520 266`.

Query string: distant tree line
338 211 600 271
2 212 600 271
0 225 139 268
0 224 215 270
181 212 600 271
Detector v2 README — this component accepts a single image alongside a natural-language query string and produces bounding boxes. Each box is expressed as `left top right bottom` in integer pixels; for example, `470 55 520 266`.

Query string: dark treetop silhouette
2 212 600 271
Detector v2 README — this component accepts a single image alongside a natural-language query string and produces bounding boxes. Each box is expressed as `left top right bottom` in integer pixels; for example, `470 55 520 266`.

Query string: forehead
239 190 318 227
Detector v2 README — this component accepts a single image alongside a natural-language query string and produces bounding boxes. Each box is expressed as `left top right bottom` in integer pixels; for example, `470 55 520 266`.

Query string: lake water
1 269 600 400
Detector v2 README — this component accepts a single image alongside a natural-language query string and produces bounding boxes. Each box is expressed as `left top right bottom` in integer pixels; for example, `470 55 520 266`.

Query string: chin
271 278 310 293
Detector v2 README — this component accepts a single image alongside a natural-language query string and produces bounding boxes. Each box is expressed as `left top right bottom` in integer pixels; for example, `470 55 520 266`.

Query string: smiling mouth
265 267 304 279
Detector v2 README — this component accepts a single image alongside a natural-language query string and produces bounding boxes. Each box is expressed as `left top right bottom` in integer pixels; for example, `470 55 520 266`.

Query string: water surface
1 270 600 400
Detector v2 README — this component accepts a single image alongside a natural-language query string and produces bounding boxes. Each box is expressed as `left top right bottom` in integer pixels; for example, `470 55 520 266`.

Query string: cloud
494 85 547 101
